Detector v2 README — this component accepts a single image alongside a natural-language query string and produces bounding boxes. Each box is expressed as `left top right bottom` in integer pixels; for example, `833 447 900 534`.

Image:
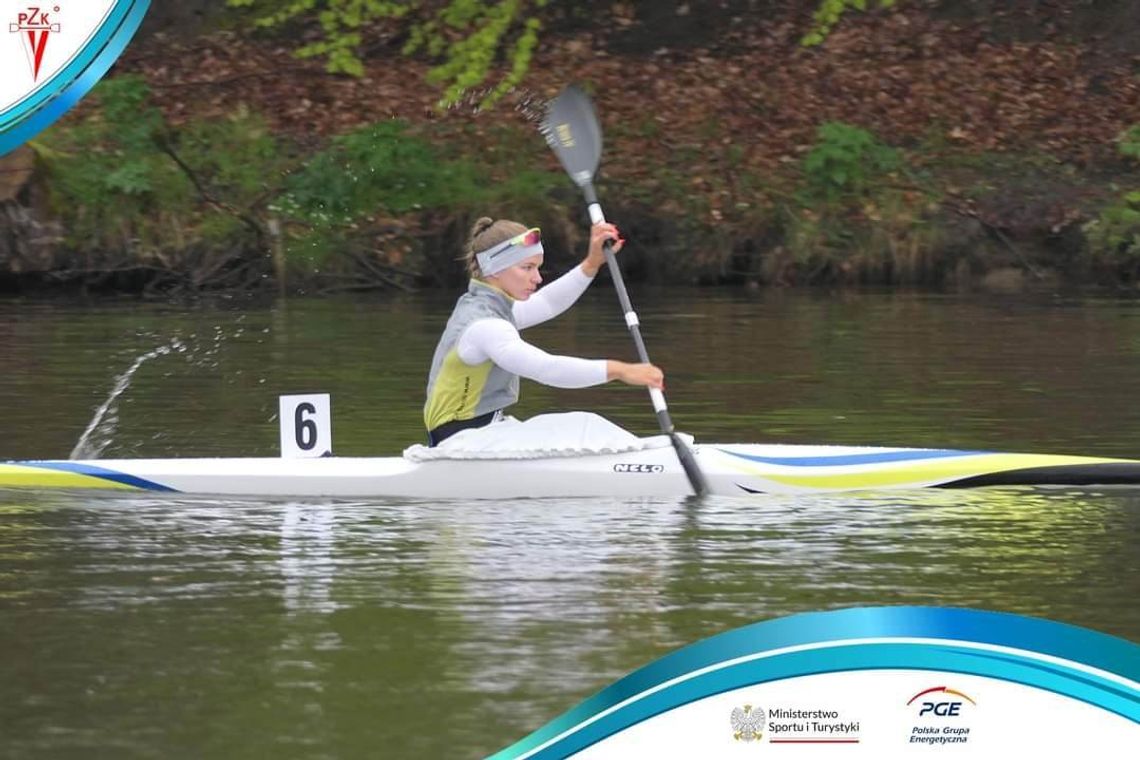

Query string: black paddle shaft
584 201 710 497
588 193 709 495
581 185 669 423
543 85 710 496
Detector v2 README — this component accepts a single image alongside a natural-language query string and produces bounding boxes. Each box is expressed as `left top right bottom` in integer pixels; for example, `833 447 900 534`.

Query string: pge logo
906 686 977 717
9 5 61 81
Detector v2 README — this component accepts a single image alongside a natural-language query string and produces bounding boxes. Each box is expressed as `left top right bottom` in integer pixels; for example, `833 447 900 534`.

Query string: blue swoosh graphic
490 607 1140 759
20 460 177 491
716 447 989 467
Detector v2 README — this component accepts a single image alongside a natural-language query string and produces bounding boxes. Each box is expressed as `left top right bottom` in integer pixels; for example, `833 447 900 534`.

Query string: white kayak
4 443 1140 499
4 412 1139 498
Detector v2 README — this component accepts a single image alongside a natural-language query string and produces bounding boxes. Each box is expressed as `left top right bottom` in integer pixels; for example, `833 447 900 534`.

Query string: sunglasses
480 227 542 260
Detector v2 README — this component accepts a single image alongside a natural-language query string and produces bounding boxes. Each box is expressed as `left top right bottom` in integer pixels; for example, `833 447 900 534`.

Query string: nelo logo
907 686 977 716
9 5 61 82
613 463 664 474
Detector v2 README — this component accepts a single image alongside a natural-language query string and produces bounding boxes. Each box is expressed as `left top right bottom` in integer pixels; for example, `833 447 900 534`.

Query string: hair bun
470 217 495 238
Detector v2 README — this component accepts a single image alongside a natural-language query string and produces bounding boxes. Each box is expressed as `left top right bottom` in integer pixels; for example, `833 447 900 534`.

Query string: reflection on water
280 504 338 615
1 487 1138 758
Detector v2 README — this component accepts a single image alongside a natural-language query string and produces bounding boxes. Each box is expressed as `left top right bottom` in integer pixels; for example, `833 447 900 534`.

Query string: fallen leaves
92 2 1140 239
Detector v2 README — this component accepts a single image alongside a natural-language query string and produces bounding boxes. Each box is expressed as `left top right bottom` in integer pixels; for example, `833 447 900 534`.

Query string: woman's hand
582 222 624 277
607 360 664 390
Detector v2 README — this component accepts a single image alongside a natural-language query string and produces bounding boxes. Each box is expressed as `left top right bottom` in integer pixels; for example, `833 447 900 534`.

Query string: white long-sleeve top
456 264 608 388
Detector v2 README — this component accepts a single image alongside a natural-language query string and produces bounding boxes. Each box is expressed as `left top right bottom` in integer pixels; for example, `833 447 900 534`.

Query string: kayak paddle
541 84 710 497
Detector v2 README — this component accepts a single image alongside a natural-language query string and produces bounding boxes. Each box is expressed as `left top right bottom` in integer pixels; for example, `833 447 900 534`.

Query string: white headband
476 241 544 277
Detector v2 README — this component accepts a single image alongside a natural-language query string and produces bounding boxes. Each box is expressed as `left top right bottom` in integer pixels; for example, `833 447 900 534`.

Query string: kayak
4 443 1140 498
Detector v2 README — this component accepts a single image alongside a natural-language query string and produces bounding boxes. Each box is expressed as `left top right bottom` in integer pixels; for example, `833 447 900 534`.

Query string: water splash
437 86 551 125
70 339 189 460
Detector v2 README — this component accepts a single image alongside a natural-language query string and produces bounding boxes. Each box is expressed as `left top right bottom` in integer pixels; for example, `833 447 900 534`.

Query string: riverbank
2 1 1139 295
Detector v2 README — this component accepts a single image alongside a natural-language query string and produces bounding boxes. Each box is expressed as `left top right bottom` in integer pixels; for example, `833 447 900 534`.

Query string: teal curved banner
0 0 150 155
491 607 1140 759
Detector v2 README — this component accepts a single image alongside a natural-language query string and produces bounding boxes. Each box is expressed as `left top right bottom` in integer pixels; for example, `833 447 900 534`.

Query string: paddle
541 84 710 497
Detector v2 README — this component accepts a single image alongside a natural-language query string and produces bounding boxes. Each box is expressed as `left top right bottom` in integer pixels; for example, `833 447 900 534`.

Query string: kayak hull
4 444 1140 498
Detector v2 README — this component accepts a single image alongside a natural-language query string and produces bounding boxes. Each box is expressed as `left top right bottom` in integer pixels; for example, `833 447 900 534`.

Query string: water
2 288 1140 758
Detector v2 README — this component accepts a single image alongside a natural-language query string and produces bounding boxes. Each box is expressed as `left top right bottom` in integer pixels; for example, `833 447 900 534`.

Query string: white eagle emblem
730 704 765 742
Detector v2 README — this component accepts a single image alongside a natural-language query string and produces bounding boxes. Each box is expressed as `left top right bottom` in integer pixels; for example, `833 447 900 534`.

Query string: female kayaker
423 217 664 446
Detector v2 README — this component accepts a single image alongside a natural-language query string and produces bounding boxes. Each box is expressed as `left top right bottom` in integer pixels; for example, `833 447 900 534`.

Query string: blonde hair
463 217 528 278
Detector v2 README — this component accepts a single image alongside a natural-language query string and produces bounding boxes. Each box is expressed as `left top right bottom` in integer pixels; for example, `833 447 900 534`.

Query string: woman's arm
460 319 607 388
460 319 664 390
512 222 624 330
512 264 594 330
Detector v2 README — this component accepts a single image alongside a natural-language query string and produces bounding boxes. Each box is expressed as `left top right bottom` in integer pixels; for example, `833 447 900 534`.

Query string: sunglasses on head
481 227 542 260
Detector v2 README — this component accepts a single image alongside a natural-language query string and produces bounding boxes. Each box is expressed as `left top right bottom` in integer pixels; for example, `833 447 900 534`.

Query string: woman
424 217 664 446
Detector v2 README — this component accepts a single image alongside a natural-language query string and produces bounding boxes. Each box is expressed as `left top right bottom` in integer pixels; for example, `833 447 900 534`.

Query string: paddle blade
541 85 603 188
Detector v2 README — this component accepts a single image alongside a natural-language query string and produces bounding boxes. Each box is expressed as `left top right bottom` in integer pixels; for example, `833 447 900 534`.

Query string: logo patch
613 463 664 473
730 704 765 742
9 5 60 81
1 1 150 155
906 686 977 746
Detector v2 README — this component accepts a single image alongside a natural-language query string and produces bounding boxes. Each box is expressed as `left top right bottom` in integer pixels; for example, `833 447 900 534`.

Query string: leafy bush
39 77 187 253
41 76 285 254
1118 124 1140 161
801 121 901 203
1086 129 1140 267
278 120 484 221
782 122 938 283
39 77 559 279
1083 126 1140 271
273 120 489 265
1084 191 1140 267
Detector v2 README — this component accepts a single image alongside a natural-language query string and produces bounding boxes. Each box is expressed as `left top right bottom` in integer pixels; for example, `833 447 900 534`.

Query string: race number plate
278 393 332 458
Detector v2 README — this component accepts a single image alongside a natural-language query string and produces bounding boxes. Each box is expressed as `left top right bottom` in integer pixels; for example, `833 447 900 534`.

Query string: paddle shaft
541 84 708 496
583 187 710 495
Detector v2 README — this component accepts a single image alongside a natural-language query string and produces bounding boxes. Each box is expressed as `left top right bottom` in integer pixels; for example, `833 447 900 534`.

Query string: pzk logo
9 6 61 82
907 686 977 716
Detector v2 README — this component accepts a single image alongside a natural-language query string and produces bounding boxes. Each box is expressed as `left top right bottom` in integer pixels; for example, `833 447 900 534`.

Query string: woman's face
488 254 543 300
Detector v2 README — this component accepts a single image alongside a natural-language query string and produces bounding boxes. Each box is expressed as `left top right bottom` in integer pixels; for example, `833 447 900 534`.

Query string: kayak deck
4 444 1140 498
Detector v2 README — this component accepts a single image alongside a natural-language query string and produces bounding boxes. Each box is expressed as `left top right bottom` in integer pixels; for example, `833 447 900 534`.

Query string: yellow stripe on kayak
0 463 139 490
730 453 1128 490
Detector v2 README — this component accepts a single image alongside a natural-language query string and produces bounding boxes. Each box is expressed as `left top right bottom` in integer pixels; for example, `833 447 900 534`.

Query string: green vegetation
772 121 936 283
37 76 281 261
802 0 897 46
31 76 564 290
274 120 483 267
28 74 1140 293
224 1 894 106
800 121 902 203
40 75 179 255
1083 125 1140 277
227 0 546 105
228 0 414 78
1118 125 1140 161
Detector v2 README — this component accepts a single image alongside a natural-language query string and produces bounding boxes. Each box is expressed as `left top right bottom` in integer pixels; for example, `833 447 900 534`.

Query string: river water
2 287 1139 758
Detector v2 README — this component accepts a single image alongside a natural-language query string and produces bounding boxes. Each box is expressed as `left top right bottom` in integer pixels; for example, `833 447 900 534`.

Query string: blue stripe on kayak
24 461 179 492
716 447 989 468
